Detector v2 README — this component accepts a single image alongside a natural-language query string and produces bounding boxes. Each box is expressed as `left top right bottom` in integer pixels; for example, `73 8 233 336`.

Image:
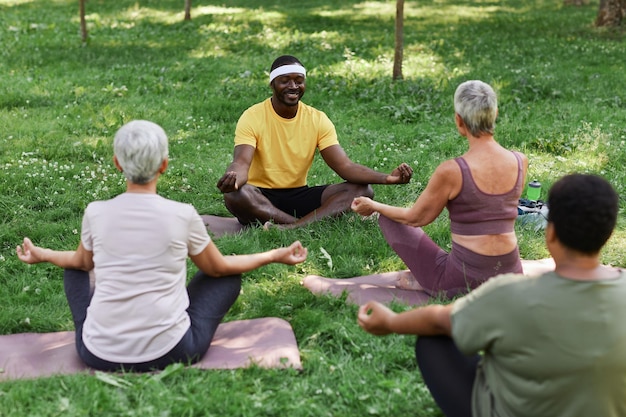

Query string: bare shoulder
518 151 529 167
425 159 462 198
432 158 462 180
512 150 529 163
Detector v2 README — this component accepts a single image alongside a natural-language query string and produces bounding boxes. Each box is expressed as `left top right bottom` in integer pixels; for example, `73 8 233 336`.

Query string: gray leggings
63 269 241 372
379 214 522 298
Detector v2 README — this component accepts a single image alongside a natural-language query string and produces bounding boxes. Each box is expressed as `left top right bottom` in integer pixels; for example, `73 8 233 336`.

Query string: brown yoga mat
0 317 301 382
201 215 245 238
302 258 556 306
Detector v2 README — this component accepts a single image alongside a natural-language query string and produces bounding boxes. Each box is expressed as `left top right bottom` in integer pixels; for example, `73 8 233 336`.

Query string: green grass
0 0 625 415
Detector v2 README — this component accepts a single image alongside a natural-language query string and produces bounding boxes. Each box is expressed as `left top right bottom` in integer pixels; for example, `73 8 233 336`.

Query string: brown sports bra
447 152 523 236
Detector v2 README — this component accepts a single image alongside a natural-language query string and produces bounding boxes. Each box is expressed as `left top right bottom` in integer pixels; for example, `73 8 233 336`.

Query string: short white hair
454 80 498 137
113 120 168 184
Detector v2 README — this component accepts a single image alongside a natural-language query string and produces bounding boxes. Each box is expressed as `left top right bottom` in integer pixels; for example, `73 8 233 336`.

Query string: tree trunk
393 0 404 80
595 0 626 26
79 0 87 43
184 0 192 21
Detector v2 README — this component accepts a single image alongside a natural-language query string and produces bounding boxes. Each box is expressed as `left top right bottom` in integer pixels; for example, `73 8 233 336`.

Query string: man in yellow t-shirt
216 55 413 229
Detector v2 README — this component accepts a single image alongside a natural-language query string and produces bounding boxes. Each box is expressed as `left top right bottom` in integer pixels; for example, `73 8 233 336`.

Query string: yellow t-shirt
234 98 339 188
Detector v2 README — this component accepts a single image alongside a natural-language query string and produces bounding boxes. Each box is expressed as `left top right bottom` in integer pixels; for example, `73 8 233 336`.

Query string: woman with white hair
16 120 307 372
351 81 528 298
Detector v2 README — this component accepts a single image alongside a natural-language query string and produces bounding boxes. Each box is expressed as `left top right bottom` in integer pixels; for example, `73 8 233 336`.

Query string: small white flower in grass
57 397 70 412
0 255 4 261
72 229 78 235
22 317 30 325
320 247 333 269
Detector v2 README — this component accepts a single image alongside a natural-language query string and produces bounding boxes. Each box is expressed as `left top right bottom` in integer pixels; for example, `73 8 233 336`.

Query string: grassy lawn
0 0 624 415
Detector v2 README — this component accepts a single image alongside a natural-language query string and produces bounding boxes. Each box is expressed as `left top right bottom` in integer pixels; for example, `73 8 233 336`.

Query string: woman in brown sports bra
351 80 528 298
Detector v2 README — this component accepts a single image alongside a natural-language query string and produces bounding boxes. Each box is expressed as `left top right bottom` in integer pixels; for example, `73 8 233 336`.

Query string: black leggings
64 269 241 372
415 336 481 417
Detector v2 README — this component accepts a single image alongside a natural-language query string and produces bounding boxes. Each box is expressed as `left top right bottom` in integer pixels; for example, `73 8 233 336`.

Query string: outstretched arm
357 300 453 337
16 237 94 271
320 145 413 185
216 144 255 193
190 240 308 277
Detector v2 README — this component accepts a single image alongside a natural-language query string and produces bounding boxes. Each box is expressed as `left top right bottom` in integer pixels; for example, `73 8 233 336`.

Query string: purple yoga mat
0 317 301 382
302 259 556 306
201 215 245 238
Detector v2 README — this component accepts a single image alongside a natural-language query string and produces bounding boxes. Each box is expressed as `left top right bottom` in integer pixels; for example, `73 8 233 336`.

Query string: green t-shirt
451 270 626 417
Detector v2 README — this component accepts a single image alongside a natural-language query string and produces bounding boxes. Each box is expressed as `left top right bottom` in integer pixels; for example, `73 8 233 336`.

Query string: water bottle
526 180 542 202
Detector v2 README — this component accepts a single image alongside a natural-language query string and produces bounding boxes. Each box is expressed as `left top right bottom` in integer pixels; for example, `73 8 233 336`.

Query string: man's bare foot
395 270 425 291
263 221 287 231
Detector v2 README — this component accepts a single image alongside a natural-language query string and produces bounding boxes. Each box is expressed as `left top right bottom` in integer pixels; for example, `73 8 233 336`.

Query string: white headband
269 64 306 83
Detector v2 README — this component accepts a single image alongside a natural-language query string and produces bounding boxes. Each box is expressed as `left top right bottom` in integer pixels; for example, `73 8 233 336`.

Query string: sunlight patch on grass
402 46 456 80
319 45 451 83
79 4 249 28
315 1 513 23
413 5 506 21
189 11 286 58
525 122 616 189
310 30 342 51
602 230 626 266
116 6 185 25
316 2 395 17
191 5 247 17
0 0 33 5
324 55 388 81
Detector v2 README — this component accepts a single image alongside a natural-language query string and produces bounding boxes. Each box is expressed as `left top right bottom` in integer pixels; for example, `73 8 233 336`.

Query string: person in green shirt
358 173 626 417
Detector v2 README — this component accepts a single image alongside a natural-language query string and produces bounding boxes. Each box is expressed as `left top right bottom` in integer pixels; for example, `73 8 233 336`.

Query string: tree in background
393 0 404 80
595 0 625 26
566 0 625 27
79 0 87 43
185 0 192 21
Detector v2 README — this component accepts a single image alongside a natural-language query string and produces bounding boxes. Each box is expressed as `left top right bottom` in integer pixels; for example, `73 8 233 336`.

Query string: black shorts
258 185 328 218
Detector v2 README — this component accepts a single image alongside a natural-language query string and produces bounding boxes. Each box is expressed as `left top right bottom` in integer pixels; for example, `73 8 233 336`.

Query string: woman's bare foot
395 270 425 291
